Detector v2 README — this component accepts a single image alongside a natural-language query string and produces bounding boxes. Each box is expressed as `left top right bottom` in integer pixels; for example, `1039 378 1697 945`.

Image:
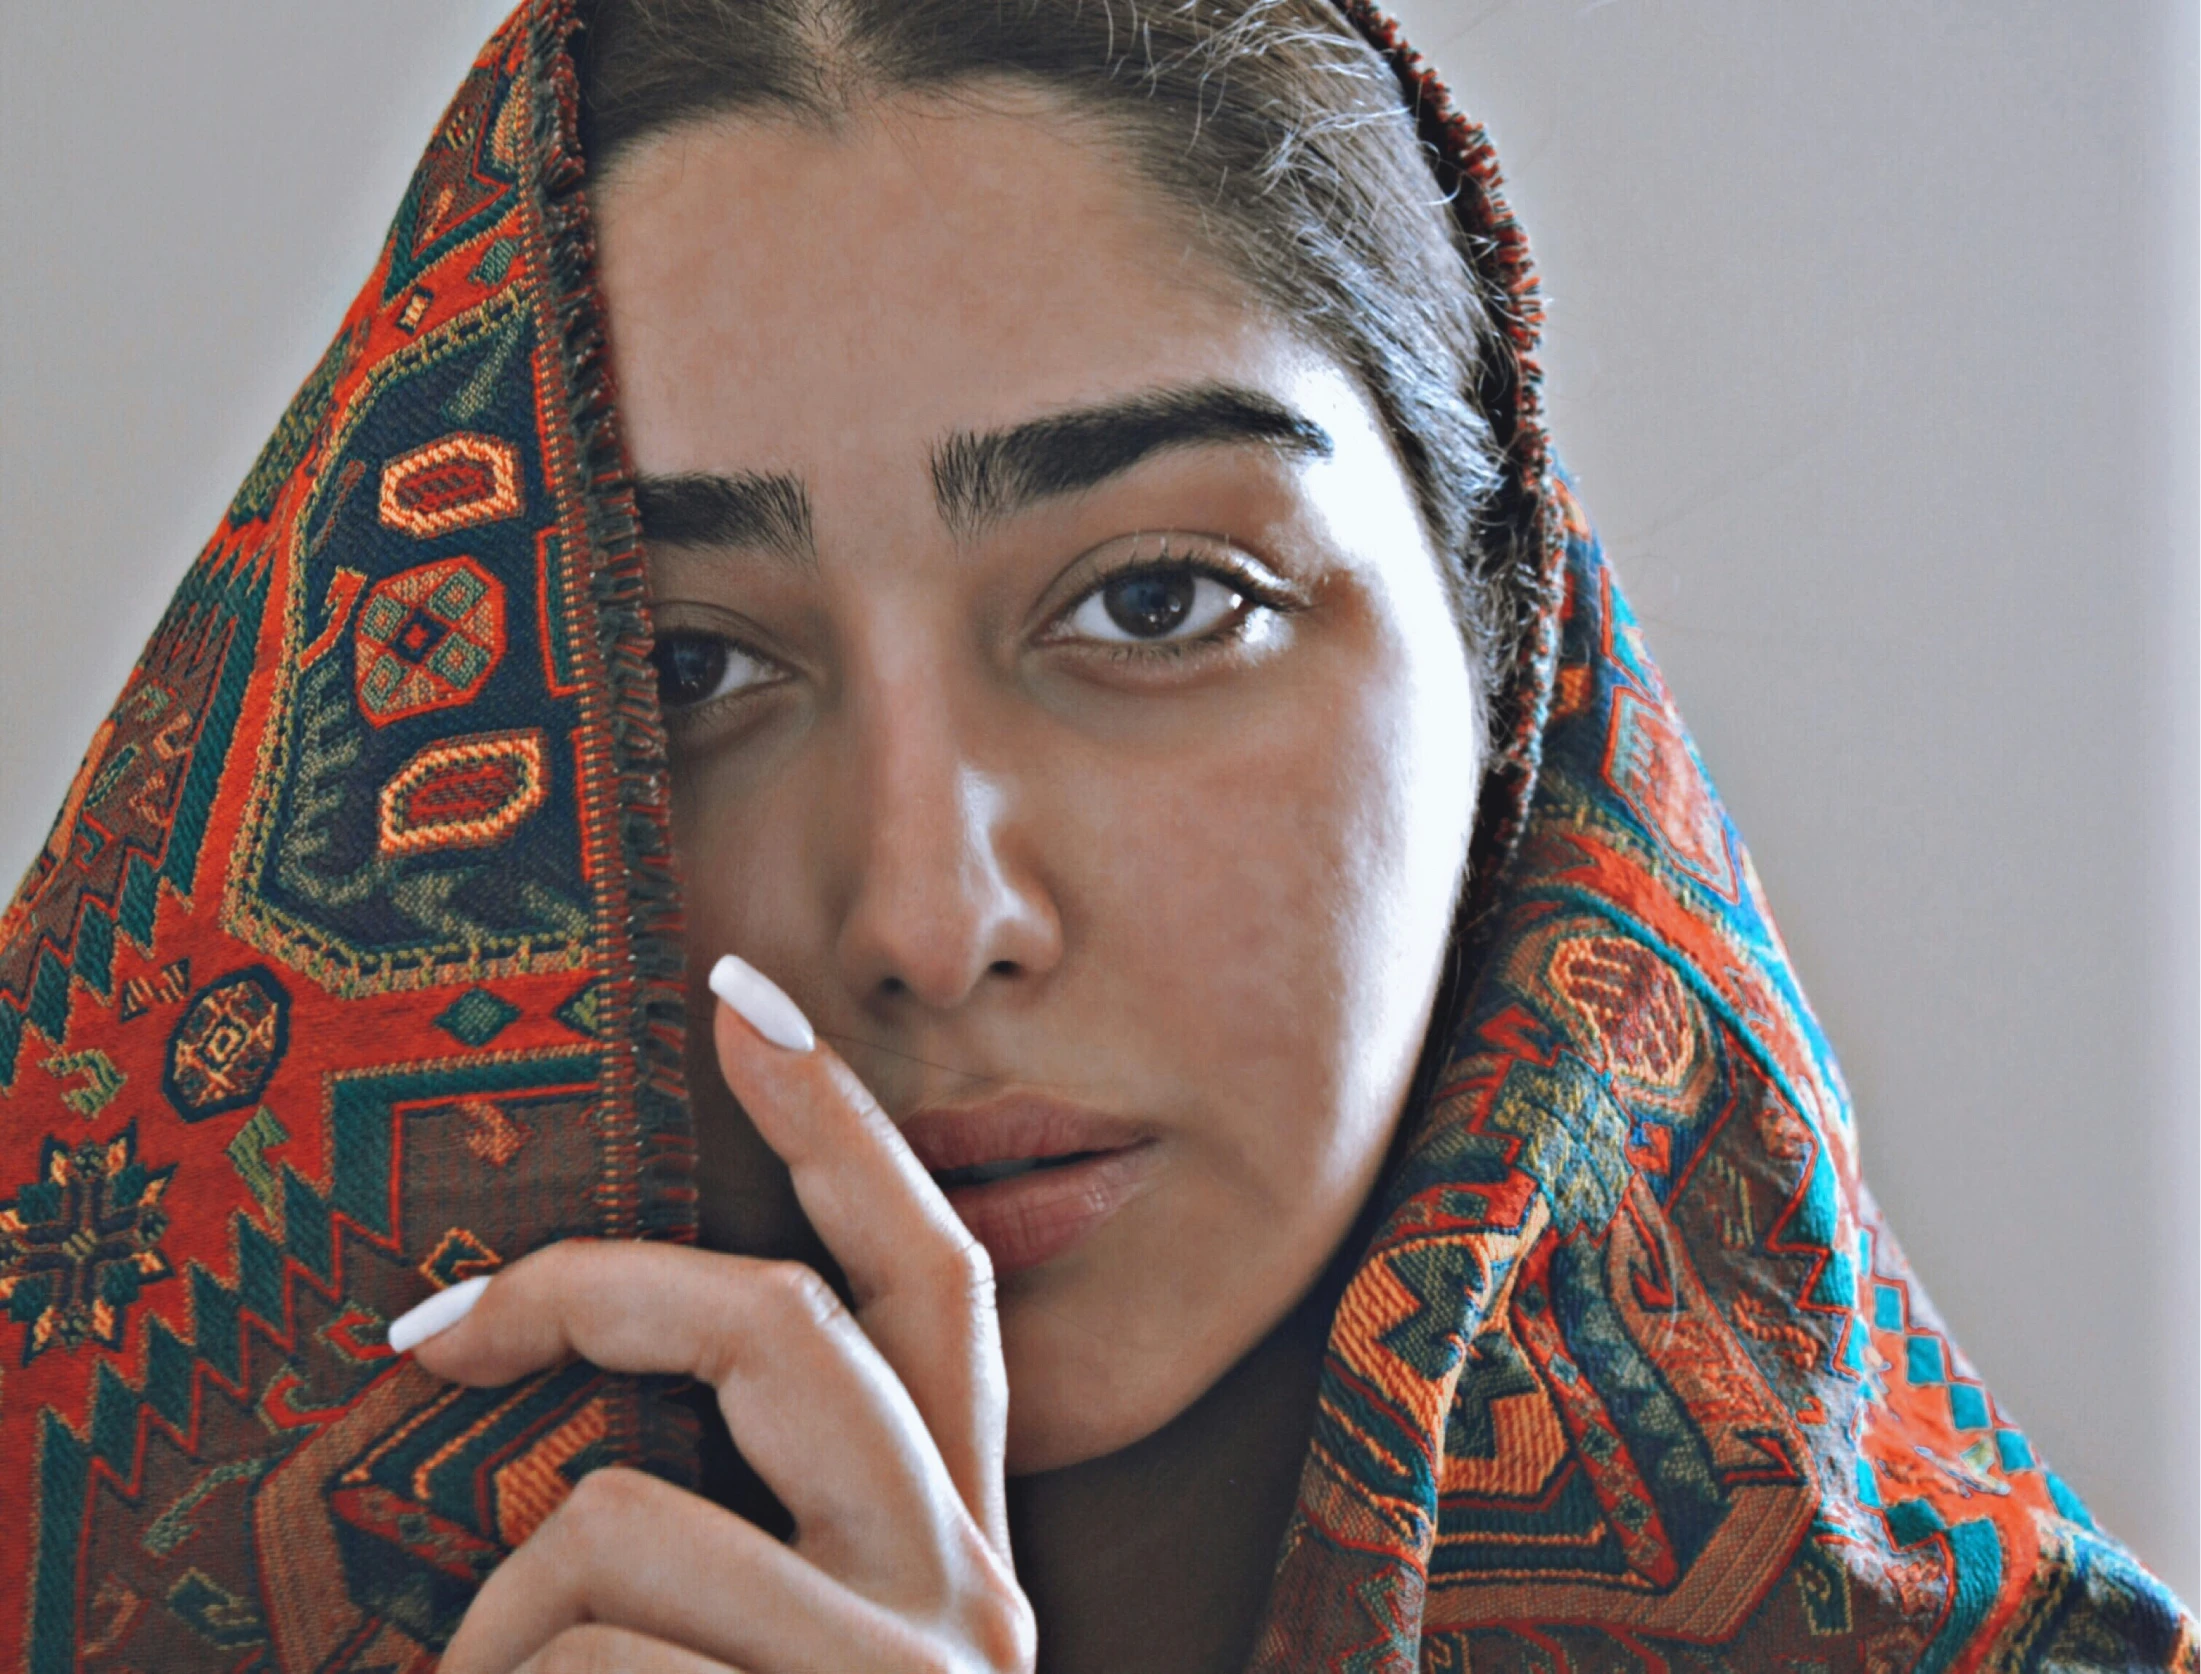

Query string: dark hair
574 0 1522 725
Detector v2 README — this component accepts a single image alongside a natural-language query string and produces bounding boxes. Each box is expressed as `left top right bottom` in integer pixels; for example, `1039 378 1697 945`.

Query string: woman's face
595 90 1480 1473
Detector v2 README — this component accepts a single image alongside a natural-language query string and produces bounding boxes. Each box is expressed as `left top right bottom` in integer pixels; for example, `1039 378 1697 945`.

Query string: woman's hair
574 0 1526 729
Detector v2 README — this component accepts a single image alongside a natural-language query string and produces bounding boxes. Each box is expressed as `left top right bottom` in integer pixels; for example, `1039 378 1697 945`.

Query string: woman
0 1 2190 1669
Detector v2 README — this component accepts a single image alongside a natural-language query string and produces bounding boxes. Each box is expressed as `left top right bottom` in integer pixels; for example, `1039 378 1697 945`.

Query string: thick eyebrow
633 470 815 566
929 383 1334 536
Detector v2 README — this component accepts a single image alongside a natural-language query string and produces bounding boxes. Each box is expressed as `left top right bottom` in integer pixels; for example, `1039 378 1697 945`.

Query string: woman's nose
830 697 1063 1015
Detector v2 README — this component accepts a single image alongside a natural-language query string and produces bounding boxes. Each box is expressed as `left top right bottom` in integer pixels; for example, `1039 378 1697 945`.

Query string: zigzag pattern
27 1047 612 1671
28 1150 394 1672
0 556 268 1090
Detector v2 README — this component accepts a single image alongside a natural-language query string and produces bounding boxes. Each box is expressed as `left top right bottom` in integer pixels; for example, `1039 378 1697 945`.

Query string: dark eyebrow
929 383 1333 536
633 470 815 566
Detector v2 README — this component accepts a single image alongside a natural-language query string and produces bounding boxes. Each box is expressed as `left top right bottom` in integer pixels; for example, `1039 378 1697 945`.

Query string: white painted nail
708 954 816 1053
386 1274 491 1354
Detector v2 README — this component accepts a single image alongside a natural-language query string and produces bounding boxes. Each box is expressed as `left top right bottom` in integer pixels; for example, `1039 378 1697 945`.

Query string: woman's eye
1063 568 1248 645
649 633 779 709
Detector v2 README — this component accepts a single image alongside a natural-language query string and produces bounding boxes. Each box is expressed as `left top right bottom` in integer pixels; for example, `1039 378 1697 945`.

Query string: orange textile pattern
1247 8 2198 1667
0 3 2192 1670
0 9 691 1669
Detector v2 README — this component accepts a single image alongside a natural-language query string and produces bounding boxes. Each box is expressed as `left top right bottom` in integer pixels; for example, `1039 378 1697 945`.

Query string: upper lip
897 1095 1155 1175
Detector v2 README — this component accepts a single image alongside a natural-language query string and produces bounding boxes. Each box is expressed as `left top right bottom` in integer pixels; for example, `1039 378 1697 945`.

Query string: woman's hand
404 957 1036 1674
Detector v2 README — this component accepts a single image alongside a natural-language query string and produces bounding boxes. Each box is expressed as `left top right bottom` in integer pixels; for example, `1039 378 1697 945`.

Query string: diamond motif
432 987 520 1049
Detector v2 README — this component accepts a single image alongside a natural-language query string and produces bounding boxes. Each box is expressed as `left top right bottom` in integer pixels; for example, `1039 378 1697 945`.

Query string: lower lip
940 1142 1163 1277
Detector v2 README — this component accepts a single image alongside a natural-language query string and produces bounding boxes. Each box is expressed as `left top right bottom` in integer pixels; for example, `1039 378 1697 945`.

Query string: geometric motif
432 986 522 1049
1419 1176 1817 1636
0 556 267 1086
377 433 522 540
354 556 506 726
458 1098 533 1168
117 957 192 1022
1605 686 1739 900
40 1049 126 1119
1546 932 1703 1096
552 978 609 1039
377 730 547 858
223 1106 290 1212
12 1035 621 1666
0 15 695 1670
0 1121 174 1362
218 293 596 1005
161 966 291 1123
421 1225 502 1289
381 60 521 300
163 1571 265 1651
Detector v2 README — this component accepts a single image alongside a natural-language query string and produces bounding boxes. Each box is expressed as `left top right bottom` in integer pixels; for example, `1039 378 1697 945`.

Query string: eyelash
1046 544 1303 659
652 541 1301 719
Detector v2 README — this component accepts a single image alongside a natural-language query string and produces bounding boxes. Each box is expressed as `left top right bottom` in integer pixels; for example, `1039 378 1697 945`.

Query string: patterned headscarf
0 4 2191 1669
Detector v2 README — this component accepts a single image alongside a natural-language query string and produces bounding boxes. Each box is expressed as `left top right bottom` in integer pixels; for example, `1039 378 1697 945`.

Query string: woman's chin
1002 1379 1180 1476
993 1274 1253 1474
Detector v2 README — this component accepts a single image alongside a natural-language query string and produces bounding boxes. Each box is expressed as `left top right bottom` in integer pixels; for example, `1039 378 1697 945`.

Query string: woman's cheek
1076 666 1421 1188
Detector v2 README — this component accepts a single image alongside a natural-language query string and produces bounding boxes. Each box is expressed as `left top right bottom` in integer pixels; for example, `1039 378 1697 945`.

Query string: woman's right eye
649 632 781 710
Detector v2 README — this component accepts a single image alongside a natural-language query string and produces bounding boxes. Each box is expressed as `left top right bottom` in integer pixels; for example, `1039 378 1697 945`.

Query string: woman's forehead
590 97 1291 478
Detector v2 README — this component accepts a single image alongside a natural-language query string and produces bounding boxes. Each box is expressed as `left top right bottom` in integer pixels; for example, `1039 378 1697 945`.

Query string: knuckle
956 1230 997 1299
547 1465 654 1556
530 1624 628 1674
759 1257 848 1332
972 1593 1040 1672
505 1235 607 1315
525 1235 599 1287
967 1552 1038 1671
923 1531 1036 1673
919 1229 996 1309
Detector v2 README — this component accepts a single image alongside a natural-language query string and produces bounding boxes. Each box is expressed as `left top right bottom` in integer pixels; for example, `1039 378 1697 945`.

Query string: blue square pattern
1872 1281 1906 1331
1946 1382 1990 1431
1885 1497 1948 1548
1905 1334 1946 1387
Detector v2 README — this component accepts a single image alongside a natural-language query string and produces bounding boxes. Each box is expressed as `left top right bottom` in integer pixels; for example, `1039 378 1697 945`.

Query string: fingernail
708 954 817 1052
387 1274 491 1354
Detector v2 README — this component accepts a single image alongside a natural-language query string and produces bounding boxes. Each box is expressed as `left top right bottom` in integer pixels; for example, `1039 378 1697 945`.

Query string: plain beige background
1 0 2194 1605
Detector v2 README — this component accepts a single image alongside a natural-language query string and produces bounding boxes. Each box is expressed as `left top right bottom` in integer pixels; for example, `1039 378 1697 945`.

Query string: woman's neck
1004 1274 1338 1674
682 1234 1349 1672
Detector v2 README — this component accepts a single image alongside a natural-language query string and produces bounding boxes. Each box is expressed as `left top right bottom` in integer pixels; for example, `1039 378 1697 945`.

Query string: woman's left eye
649 632 781 710
1059 567 1251 646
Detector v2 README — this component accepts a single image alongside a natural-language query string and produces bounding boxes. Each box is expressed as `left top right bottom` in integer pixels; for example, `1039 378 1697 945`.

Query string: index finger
707 955 1009 1552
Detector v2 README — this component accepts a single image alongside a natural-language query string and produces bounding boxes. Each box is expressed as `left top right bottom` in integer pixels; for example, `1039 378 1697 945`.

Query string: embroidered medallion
0 1122 174 1362
354 556 507 727
377 730 548 857
378 433 523 539
163 967 291 1123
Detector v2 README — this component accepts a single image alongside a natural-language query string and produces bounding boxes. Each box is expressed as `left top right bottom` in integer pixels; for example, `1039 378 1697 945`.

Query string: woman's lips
898 1098 1162 1276
935 1141 1163 1277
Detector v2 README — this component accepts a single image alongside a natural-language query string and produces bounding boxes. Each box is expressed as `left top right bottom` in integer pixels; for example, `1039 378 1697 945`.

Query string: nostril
867 958 1030 1007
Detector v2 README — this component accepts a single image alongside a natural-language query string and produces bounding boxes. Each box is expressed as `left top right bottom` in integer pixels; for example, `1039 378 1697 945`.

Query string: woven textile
1 4 2191 1669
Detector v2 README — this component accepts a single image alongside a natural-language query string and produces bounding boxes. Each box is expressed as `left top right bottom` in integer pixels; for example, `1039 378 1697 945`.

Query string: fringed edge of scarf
528 0 700 1486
